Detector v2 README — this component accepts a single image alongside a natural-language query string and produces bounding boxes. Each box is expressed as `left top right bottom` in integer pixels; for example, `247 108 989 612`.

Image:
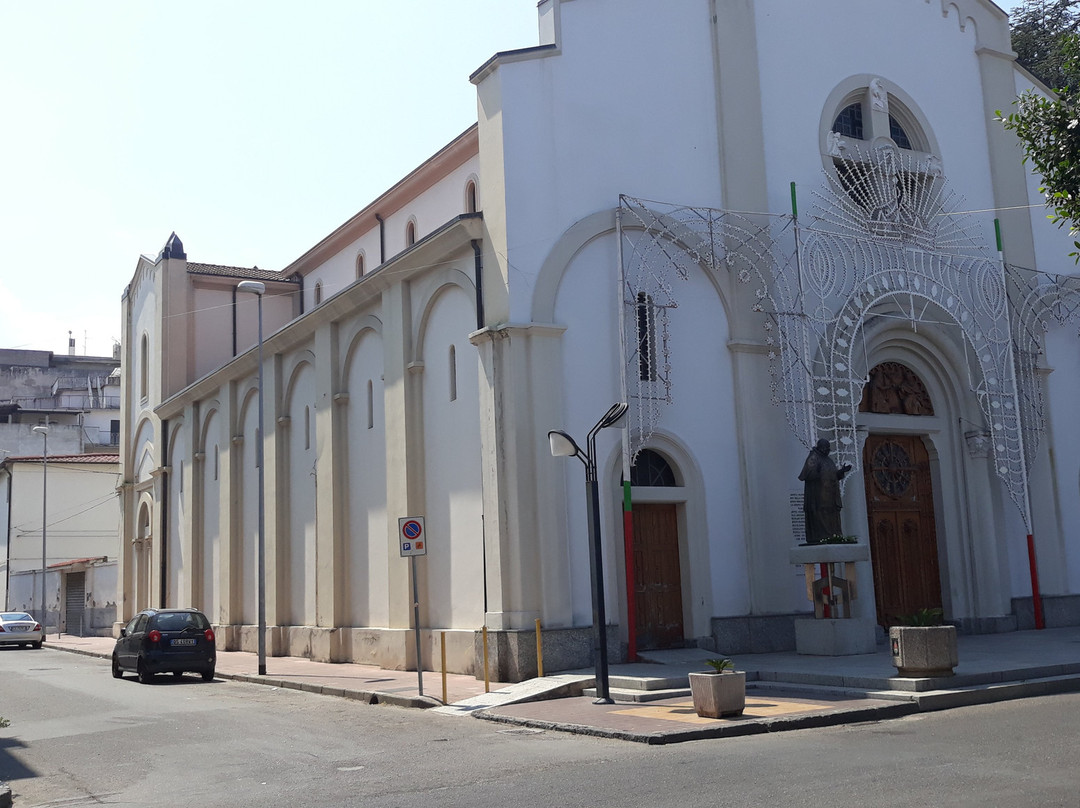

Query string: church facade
118 0 1080 680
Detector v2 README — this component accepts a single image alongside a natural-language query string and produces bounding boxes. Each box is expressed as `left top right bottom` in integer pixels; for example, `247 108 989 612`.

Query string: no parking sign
398 517 427 557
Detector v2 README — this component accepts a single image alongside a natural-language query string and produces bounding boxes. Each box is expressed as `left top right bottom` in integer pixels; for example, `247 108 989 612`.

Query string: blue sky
0 1 539 356
0 1 1025 358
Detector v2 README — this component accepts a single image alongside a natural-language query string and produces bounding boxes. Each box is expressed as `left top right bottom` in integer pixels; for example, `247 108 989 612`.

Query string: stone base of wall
476 625 625 683
953 615 1019 634
1012 594 1080 630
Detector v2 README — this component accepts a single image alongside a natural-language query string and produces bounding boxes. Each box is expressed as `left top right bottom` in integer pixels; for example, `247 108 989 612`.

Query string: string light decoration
619 143 1080 530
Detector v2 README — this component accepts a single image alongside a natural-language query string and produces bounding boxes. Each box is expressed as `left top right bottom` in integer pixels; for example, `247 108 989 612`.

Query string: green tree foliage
1011 0 1080 92
999 2 1080 259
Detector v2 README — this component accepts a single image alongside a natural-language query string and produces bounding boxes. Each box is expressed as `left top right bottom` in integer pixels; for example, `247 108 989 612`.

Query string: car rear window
153 612 210 631
2 613 33 621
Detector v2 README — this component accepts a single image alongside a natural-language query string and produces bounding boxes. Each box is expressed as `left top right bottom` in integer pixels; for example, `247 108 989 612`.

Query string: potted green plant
688 657 746 718
889 608 958 677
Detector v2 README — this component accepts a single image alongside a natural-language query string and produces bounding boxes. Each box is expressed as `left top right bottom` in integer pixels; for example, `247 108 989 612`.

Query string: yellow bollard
441 631 447 705
482 625 490 693
535 618 544 678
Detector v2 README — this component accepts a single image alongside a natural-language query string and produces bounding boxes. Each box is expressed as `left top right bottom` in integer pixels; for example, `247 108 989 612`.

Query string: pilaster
314 322 345 629
382 283 417 630
472 322 568 630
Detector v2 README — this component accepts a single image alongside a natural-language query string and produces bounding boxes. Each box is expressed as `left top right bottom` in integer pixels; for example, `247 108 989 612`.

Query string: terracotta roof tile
3 453 119 464
187 263 297 282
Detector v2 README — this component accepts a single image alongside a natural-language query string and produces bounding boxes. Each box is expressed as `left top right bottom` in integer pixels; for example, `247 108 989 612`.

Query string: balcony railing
1 395 120 411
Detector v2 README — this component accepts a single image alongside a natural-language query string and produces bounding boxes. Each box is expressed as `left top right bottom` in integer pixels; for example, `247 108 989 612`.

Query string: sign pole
398 516 427 696
412 555 423 696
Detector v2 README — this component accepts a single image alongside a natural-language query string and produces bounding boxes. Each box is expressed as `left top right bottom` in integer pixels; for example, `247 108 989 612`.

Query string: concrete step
608 674 689 691
584 686 692 703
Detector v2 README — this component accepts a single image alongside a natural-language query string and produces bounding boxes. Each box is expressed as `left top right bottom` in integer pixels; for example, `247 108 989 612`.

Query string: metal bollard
535 618 544 678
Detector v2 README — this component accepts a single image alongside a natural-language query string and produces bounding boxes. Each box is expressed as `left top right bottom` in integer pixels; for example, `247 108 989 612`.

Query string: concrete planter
688 671 746 718
889 625 958 677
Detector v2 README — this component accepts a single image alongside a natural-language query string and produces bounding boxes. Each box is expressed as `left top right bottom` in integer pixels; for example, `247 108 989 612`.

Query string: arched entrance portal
859 363 943 626
630 450 684 649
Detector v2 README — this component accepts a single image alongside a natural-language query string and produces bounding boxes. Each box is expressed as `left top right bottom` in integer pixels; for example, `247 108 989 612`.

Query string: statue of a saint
798 438 852 544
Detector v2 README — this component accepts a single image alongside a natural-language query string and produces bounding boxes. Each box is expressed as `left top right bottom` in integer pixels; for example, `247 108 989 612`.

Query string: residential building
1 453 120 635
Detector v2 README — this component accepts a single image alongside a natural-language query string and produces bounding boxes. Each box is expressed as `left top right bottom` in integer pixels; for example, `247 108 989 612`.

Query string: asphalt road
1 646 1077 807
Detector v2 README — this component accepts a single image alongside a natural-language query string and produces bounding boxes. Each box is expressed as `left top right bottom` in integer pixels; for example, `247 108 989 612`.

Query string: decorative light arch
618 145 1079 535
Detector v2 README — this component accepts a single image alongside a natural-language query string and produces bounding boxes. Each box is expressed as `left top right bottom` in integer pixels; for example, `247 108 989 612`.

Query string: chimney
68 331 76 356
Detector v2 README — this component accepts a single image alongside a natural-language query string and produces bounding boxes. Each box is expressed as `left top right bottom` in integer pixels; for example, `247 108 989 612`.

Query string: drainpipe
375 213 386 264
4 466 11 608
159 418 169 607
292 274 305 316
472 239 484 330
231 286 238 357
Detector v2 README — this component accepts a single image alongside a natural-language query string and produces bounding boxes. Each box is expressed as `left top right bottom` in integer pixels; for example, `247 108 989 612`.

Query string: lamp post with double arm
549 402 628 704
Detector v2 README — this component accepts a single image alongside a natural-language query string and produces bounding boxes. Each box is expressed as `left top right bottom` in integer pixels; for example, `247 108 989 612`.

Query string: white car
0 612 44 648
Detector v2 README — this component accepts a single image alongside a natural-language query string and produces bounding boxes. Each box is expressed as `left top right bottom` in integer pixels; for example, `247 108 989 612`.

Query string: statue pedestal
794 617 877 656
790 544 877 655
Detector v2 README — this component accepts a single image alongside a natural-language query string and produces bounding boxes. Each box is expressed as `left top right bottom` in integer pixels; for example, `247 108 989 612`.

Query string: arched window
140 334 149 401
465 180 478 214
636 292 657 381
448 345 457 402
355 252 365 279
832 102 864 139
366 379 374 429
628 450 678 487
314 282 323 306
405 220 416 247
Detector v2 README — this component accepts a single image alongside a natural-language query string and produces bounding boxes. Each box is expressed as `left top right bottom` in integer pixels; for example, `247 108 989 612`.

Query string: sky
0 1 540 357
0 1 1028 359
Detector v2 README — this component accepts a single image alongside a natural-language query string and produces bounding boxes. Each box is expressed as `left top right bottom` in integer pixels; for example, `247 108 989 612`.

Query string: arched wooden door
863 434 942 626
629 449 684 650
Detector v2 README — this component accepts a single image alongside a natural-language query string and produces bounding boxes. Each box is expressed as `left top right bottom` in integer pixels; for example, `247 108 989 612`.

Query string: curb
44 644 443 710
475 702 918 744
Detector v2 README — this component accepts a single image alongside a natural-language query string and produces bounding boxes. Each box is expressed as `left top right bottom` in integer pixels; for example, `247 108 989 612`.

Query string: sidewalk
40 626 1080 745
44 634 506 708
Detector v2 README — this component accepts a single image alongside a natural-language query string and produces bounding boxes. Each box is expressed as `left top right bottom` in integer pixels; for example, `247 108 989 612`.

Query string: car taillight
148 629 162 643
34 623 41 631
204 628 215 643
0 626 5 632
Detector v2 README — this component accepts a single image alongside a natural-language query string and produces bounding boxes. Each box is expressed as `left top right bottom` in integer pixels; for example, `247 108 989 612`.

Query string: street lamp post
549 402 628 704
237 280 267 676
32 424 49 635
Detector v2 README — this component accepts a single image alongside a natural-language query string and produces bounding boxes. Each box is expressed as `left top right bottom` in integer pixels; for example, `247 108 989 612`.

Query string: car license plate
171 638 196 646
12 627 28 632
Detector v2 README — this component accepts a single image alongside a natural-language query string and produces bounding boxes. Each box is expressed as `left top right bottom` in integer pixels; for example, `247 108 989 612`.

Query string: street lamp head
597 402 629 431
237 280 266 296
548 430 582 460
32 426 49 436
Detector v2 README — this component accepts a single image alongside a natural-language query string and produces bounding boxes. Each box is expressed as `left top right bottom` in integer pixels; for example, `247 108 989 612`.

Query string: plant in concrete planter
688 658 746 718
890 609 958 677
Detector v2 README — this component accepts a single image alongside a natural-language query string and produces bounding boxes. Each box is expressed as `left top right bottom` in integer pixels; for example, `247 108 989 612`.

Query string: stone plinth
794 617 878 656
790 543 870 622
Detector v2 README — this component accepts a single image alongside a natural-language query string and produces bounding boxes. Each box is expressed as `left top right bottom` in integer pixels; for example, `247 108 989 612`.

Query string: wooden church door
863 434 943 626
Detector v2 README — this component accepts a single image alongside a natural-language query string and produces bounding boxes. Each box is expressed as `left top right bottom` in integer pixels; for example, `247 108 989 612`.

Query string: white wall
344 327 388 626
420 282 485 628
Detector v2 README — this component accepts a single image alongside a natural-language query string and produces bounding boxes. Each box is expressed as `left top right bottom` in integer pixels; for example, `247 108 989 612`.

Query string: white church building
118 0 1080 680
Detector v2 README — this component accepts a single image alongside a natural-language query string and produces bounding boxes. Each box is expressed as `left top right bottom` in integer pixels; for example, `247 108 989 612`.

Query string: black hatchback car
112 608 216 683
